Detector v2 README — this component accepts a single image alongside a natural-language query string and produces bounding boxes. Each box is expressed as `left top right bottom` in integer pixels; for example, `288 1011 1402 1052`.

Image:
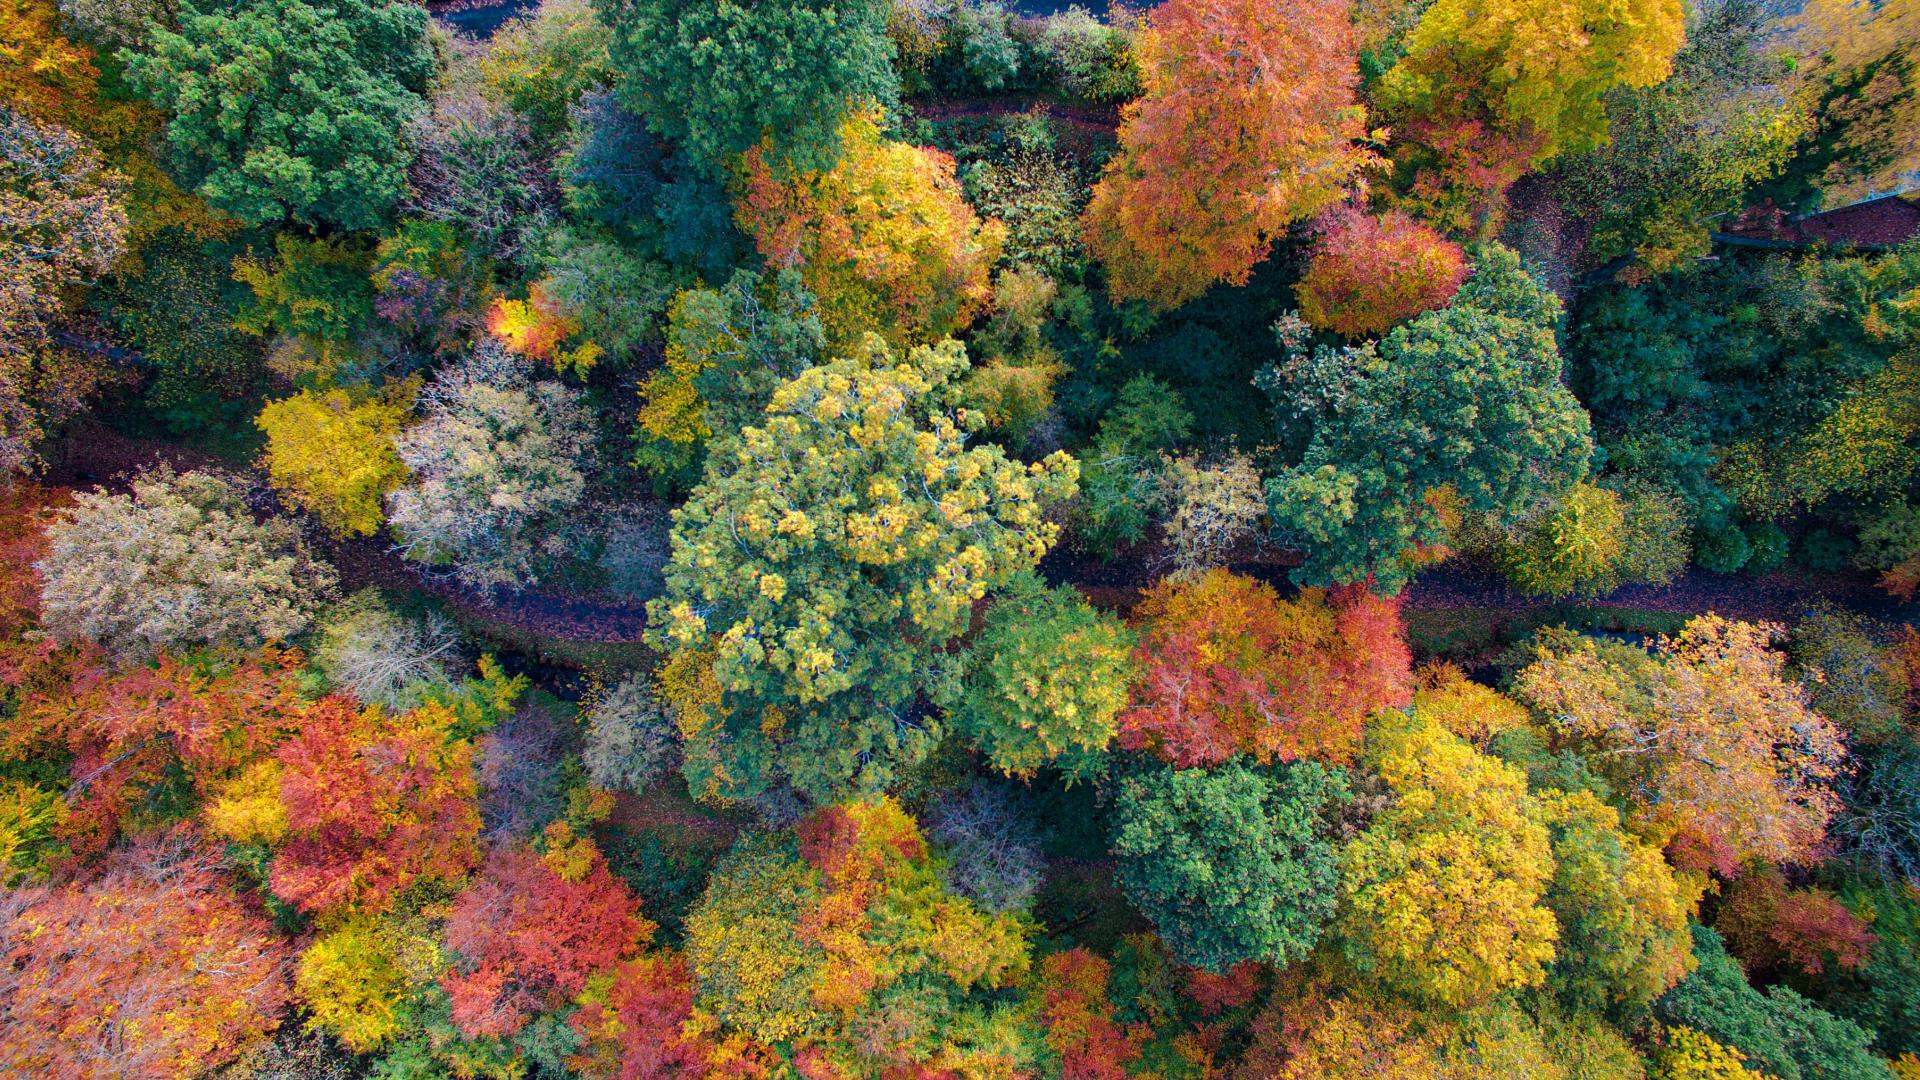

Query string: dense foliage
6 0 1920 1074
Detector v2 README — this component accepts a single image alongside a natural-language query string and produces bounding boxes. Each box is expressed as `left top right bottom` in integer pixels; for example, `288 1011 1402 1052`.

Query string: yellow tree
1790 0 1919 203
683 798 1032 1075
1081 0 1376 311
1379 0 1685 232
735 110 1002 349
1380 0 1686 164
256 386 413 537
1337 711 1559 1007
1512 617 1848 865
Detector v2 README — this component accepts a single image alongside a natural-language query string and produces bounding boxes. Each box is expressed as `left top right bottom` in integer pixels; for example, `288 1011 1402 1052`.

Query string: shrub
1696 525 1752 573
474 0 613 145
1497 482 1627 598
1038 6 1139 103
1295 206 1468 338
1789 607 1908 744
313 593 460 710
1160 450 1266 576
962 141 1087 277
1746 522 1790 574
582 676 678 795
1615 478 1693 587
36 467 335 658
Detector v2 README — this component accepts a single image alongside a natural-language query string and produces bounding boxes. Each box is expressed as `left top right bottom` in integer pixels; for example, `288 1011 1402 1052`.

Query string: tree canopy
126 0 432 229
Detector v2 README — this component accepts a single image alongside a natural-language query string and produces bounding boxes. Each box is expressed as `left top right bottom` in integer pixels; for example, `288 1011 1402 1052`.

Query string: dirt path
328 534 654 642
44 421 1911 649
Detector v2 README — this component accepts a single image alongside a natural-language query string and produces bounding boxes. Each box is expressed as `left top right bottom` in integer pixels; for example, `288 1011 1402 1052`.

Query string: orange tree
442 840 653 1040
1512 617 1848 866
269 696 482 917
0 831 291 1077
1081 0 1377 311
1295 205 1467 338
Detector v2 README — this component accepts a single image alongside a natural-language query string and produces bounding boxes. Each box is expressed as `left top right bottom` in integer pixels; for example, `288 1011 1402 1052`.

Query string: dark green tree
595 0 898 176
1261 244 1594 592
1109 759 1350 972
1656 923 1892 1080
126 0 432 230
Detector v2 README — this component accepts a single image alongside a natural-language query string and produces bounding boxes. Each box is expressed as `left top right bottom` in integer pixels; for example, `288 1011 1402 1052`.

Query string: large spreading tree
1262 244 1594 591
126 0 433 229
1081 0 1376 311
1513 617 1849 866
648 336 1078 802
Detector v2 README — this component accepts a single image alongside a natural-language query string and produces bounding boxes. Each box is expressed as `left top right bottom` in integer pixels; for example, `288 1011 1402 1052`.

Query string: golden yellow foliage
1655 1026 1766 1079
1412 664 1533 743
203 759 289 846
256 386 413 538
1337 712 1558 1006
736 110 1003 348
295 916 441 1053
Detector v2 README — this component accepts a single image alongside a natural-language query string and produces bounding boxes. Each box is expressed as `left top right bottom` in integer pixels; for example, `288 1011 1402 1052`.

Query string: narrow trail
44 420 1911 649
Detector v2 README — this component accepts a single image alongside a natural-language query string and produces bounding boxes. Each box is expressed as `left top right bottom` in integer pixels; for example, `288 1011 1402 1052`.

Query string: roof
1715 192 1920 251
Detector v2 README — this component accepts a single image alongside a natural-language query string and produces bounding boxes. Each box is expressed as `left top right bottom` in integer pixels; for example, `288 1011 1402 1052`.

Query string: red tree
0 830 291 1078
1717 867 1877 977
0 643 309 861
1295 205 1468 337
569 952 713 1079
270 697 481 916
1118 571 1413 768
1036 949 1142 1080
443 844 653 1039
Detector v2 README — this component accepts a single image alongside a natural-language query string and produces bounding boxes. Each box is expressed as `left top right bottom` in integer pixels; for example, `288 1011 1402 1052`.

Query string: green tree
125 0 432 229
596 0 898 175
648 336 1077 802
945 571 1133 782
1657 924 1892 1080
1262 245 1593 591
633 269 824 483
1110 759 1350 972
1534 788 1698 1011
1496 482 1627 598
231 233 376 346
1552 0 1809 273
